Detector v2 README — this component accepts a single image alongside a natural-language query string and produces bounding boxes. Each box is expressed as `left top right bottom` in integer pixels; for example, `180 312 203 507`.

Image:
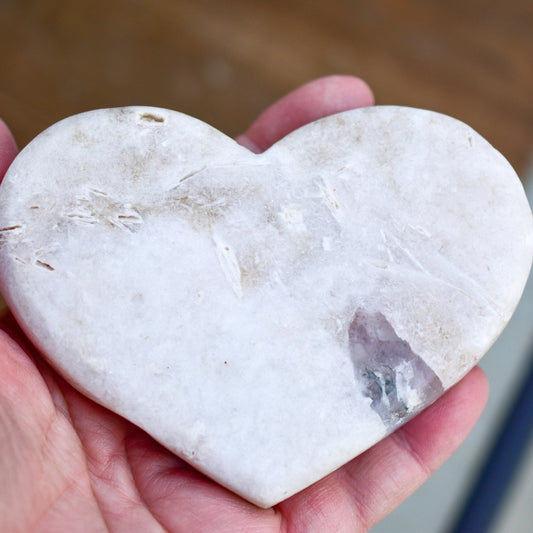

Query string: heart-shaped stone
0 106 531 507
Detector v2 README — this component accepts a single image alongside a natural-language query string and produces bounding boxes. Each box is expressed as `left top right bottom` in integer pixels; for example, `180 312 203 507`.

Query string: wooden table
1 0 532 176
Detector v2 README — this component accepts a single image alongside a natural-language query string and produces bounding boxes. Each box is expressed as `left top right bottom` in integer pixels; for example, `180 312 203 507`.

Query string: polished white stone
0 106 531 507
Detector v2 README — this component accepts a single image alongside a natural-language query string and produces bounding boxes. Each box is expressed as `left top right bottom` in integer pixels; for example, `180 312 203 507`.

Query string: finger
237 75 374 153
0 119 18 181
125 426 283 532
0 119 18 316
277 367 489 532
0 330 105 532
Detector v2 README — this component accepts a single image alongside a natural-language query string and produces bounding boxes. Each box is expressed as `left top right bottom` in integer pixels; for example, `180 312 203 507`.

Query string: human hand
0 76 488 532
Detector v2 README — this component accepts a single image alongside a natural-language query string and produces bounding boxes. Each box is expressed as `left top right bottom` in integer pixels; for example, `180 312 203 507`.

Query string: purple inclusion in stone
348 309 444 431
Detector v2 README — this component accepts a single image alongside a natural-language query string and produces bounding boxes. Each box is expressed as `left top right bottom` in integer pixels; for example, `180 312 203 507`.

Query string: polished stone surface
0 106 531 507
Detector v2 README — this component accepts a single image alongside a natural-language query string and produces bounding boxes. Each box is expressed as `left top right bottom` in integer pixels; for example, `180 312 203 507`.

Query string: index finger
237 75 374 153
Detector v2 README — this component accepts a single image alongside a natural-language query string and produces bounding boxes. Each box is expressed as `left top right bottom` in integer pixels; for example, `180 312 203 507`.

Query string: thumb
0 119 18 181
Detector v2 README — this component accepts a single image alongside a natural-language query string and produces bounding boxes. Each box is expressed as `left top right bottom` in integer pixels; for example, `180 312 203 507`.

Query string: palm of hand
0 77 487 533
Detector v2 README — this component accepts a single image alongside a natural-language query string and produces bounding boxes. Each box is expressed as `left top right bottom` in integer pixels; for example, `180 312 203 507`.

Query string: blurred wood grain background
0 0 532 177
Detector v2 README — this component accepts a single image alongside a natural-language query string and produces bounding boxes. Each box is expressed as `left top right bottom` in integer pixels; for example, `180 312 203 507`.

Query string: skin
0 76 488 532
